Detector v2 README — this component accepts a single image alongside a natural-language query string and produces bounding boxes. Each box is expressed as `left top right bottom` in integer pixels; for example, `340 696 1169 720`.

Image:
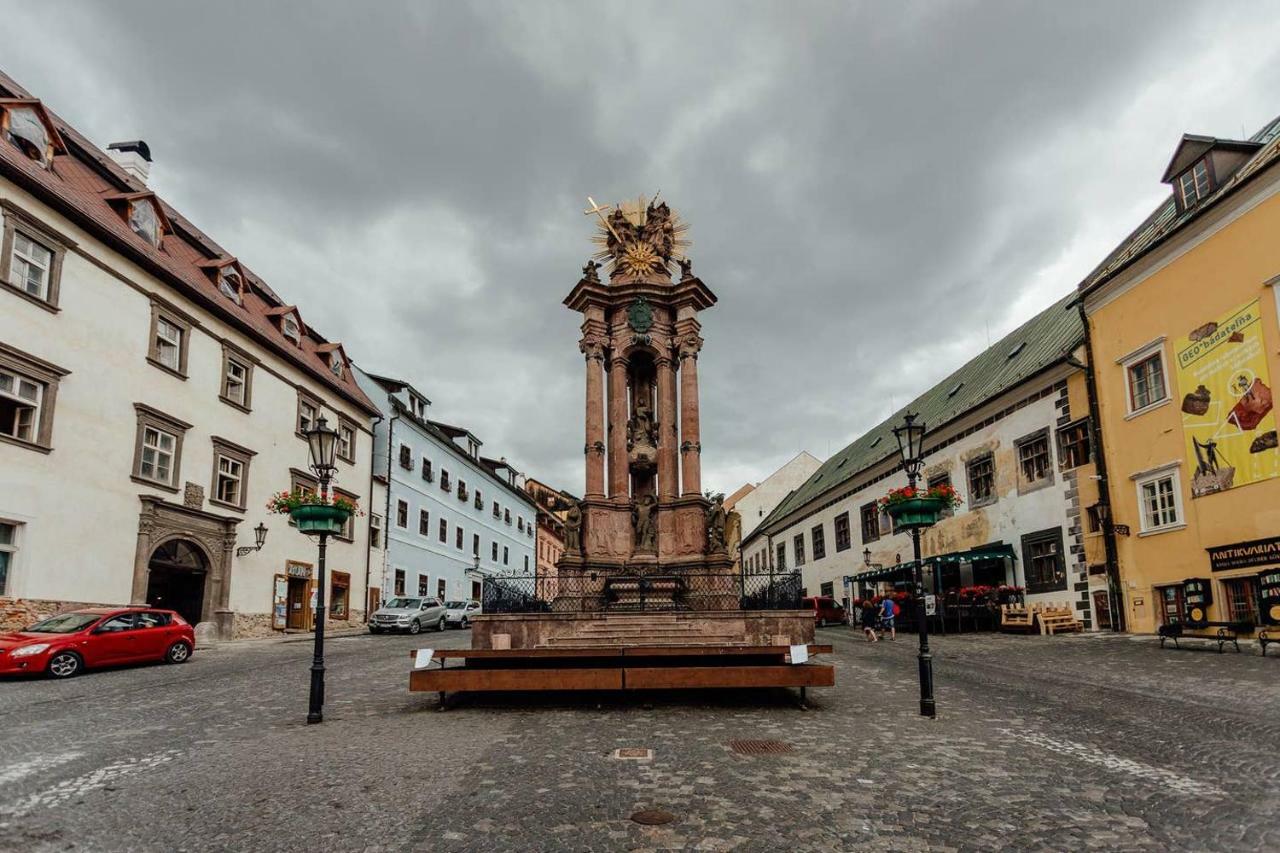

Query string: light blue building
354 367 536 606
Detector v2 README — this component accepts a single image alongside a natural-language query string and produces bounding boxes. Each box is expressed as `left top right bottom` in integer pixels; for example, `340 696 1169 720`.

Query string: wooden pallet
408 644 835 702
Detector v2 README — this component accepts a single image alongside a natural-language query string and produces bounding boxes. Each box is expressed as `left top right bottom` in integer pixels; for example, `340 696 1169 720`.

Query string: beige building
727 451 823 541
0 72 380 638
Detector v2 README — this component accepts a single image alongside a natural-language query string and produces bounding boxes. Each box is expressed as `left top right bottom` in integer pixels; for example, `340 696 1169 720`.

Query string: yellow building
1079 116 1280 635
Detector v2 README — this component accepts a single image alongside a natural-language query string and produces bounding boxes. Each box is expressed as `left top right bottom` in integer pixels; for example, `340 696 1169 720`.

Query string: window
1122 343 1169 414
98 613 136 633
330 571 350 619
793 533 806 567
218 268 242 304
2 204 68 310
396 500 408 528
418 575 431 597
517 516 524 532
1016 429 1053 490
1157 584 1184 626
927 472 954 518
1058 419 1091 469
210 437 255 511
219 345 253 411
455 526 464 550
776 543 787 570
394 569 406 596
422 458 434 481
337 421 355 464
1086 504 1104 534
0 521 17 595
0 366 41 444
458 480 468 502
128 198 162 247
439 518 448 543
147 303 191 378
132 404 190 491
297 395 320 437
1221 577 1260 625
334 490 357 540
473 533 480 556
136 611 171 628
370 513 383 548
437 579 447 601
1136 467 1182 533
834 512 851 552
820 581 834 598
504 509 511 525
1177 159 1212 209
503 546 509 566
524 555 530 570
492 541 499 561
399 444 413 470
474 489 483 510
811 524 826 560
3 105 52 165
967 453 995 506
419 509 430 536
329 355 344 380
860 502 880 544
493 501 501 518
441 470 451 492
1021 527 1066 594
281 313 301 345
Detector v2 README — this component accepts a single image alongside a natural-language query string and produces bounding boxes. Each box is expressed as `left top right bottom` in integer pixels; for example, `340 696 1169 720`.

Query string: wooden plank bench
1000 605 1035 633
1158 622 1251 653
1038 609 1084 635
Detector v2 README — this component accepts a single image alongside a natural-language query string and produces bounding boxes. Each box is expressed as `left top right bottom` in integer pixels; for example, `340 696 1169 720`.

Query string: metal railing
481 570 803 614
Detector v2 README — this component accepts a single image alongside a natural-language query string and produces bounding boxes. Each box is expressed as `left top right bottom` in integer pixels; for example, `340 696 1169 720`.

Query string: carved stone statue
678 257 693 280
725 509 742 563
563 500 583 555
706 494 727 554
632 494 657 552
581 258 601 283
627 395 658 450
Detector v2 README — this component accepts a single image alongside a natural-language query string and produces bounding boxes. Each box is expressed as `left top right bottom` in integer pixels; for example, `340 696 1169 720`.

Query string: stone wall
231 610 368 640
1 597 121 633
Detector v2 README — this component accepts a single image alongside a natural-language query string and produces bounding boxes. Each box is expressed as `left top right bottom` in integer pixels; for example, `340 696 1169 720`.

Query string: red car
802 596 847 627
0 607 195 679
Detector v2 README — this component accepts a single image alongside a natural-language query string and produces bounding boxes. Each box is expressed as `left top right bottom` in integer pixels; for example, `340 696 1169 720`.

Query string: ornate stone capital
677 334 704 360
579 336 607 362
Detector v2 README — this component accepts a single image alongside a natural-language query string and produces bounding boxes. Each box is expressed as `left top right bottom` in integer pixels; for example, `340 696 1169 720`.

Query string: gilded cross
584 196 621 241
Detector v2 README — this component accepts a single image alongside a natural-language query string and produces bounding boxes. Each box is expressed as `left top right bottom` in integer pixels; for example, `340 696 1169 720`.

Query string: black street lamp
304 414 340 725
235 522 269 557
892 411 936 719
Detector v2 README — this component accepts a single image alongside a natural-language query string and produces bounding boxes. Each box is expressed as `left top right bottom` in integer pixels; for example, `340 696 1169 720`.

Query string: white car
368 597 446 634
443 600 481 629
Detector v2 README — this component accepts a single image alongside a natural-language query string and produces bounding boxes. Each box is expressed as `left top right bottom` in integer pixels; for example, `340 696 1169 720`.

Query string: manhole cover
728 739 793 755
612 747 653 760
631 809 676 825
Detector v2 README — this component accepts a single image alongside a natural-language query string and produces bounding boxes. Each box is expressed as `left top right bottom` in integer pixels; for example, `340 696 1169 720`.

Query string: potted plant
878 482 962 529
267 489 361 536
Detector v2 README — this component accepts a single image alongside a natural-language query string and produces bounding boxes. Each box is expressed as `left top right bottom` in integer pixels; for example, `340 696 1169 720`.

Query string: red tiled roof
0 70 378 417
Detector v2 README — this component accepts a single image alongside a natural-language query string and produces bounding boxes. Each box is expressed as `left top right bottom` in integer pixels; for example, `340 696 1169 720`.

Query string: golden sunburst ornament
584 193 691 281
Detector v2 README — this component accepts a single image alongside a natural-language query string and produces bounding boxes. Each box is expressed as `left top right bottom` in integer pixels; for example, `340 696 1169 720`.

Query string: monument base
471 610 815 650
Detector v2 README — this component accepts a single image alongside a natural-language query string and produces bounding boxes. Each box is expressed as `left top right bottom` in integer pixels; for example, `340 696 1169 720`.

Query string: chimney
106 140 152 185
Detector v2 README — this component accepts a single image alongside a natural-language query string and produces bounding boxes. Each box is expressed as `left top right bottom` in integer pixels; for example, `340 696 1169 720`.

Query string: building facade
743 295 1108 629
0 74 380 638
354 367 536 607
726 451 823 540
1080 115 1280 635
524 478 578 598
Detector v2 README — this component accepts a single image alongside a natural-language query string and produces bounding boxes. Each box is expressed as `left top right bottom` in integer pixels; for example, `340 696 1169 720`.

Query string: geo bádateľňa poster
1175 298 1279 497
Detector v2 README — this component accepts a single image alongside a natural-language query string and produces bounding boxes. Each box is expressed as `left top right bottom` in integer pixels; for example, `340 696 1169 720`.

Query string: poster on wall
1175 298 1279 497
272 575 288 631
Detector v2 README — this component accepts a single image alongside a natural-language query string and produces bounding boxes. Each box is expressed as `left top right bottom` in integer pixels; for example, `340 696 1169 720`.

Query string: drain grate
631 809 676 826
728 739 793 755
612 747 653 760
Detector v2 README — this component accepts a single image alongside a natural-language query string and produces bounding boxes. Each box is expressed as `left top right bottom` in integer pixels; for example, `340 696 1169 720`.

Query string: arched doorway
146 538 209 627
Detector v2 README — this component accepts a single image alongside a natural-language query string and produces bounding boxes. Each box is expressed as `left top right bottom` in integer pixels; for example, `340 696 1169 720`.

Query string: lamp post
892 411 936 719
235 522 269 557
304 414 340 725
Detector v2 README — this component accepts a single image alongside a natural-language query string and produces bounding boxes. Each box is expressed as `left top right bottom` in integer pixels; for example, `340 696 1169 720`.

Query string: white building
725 451 823 539
0 73 380 639
743 294 1099 628
354 367 536 607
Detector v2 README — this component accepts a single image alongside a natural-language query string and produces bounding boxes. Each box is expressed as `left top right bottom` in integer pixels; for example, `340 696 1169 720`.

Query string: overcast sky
7 2 1280 494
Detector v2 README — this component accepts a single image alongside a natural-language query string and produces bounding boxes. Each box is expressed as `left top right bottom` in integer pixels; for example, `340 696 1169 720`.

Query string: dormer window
282 314 301 344
0 101 63 168
329 355 344 380
128 197 162 247
1177 159 1212 209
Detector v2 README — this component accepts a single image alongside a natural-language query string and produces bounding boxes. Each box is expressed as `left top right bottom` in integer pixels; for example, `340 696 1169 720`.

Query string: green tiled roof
755 292 1083 536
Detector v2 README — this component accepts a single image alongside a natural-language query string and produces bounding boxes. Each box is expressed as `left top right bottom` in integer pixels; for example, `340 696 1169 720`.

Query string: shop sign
1207 536 1280 572
286 561 313 579
1173 298 1279 498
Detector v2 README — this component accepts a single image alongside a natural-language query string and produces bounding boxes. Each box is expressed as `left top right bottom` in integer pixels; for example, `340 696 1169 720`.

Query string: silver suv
368 597 446 634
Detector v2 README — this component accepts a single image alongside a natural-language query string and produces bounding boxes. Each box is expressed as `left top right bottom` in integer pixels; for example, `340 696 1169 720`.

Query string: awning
844 544 1016 584
847 564 913 583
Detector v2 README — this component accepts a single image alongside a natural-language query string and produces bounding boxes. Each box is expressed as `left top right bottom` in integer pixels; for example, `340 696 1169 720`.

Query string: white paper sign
924 595 937 616
413 648 435 670
788 644 809 665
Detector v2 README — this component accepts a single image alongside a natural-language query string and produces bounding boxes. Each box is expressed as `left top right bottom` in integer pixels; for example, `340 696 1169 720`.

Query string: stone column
678 336 704 496
656 354 679 499
580 339 606 499
130 515 155 605
607 354 629 498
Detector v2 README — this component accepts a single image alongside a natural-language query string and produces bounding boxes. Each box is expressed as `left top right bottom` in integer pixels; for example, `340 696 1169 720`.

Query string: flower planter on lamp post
289 504 353 536
885 497 947 530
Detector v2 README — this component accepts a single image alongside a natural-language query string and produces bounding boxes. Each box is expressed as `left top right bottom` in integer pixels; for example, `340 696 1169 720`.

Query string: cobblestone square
1 629 1276 852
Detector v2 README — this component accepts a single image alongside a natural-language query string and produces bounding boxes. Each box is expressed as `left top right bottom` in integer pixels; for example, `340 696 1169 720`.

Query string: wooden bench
1000 605 1035 633
1038 606 1084 635
1258 628 1277 657
1158 621 1251 653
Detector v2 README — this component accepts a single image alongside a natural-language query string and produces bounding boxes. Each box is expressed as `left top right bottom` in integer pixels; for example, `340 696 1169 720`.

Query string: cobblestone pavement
1 626 1277 852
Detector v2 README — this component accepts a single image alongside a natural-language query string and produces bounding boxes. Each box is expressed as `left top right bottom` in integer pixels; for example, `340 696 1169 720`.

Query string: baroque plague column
560 196 732 590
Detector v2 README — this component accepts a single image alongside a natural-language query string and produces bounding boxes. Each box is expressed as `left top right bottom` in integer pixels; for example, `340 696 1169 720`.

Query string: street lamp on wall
863 547 872 567
235 522 269 557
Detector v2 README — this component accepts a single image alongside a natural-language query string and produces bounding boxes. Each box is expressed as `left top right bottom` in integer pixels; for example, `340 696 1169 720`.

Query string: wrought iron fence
480 570 803 614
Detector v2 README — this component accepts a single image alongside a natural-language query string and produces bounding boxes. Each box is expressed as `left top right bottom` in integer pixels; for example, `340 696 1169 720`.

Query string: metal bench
1259 628 1277 657
1157 621 1252 653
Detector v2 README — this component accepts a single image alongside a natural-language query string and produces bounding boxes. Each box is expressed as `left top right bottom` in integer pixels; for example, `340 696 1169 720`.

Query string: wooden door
287 578 308 629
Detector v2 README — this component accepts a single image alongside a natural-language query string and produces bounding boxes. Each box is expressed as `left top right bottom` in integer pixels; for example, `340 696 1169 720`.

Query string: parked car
802 596 847 627
443 600 482 629
368 597 446 634
0 607 195 679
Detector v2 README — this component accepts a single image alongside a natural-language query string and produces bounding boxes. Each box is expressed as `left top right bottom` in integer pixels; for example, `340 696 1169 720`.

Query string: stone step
540 635 743 648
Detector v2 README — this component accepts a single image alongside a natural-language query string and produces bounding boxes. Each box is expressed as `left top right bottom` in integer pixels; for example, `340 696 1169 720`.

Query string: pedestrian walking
880 595 897 641
860 598 879 642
